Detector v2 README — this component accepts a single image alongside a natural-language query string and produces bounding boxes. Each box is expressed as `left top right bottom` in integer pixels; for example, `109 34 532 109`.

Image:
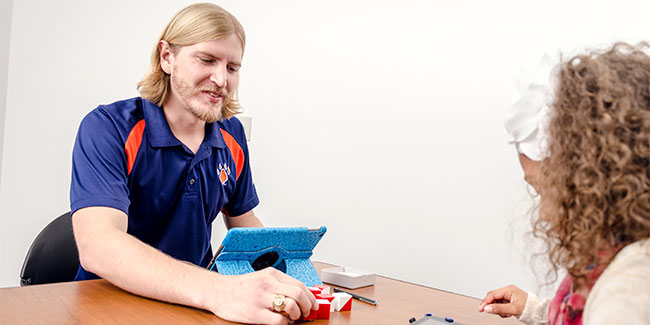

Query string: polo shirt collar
203 119 227 148
143 99 226 149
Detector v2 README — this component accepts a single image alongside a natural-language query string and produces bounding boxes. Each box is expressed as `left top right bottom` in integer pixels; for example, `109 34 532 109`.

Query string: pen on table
333 287 379 306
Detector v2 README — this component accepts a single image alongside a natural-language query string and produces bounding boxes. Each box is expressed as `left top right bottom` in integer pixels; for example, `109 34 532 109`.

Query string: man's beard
171 74 230 123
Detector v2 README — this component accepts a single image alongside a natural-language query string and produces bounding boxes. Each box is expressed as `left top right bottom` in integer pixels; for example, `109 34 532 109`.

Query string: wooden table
0 262 519 324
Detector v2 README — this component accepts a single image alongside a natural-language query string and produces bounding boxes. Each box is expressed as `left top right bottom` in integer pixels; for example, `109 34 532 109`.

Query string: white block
332 292 352 311
316 284 331 295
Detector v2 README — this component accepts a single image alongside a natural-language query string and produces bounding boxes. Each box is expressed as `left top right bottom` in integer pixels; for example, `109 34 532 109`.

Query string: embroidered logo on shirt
218 163 231 185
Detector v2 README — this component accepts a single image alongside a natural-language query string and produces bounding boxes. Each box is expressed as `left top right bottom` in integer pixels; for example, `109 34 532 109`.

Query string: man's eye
228 66 240 72
200 58 214 64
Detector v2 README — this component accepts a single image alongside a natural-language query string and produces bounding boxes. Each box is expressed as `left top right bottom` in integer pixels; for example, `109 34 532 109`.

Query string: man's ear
159 40 174 74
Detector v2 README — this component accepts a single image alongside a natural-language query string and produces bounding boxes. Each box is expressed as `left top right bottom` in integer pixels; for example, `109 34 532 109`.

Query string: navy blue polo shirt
70 97 259 280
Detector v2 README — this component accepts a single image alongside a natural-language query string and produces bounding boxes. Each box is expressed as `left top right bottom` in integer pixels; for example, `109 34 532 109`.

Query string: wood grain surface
0 262 519 324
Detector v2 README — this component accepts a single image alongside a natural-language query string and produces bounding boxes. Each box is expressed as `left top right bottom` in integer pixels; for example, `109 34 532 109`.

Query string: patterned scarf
547 247 622 325
547 274 585 325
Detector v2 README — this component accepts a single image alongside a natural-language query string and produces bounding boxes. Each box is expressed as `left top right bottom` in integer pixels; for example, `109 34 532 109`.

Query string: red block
316 293 335 302
308 287 322 295
301 309 318 321
299 299 331 321
314 284 331 295
316 299 331 319
338 296 352 311
332 292 353 311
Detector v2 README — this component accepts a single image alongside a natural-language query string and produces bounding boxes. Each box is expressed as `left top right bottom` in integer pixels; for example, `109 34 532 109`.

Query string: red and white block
309 285 334 308
301 285 336 320
308 284 331 296
315 293 335 311
331 292 352 311
308 286 322 297
301 299 331 321
313 284 331 295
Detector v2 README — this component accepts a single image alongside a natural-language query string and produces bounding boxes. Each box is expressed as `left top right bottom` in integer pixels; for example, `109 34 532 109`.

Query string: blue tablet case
209 226 327 287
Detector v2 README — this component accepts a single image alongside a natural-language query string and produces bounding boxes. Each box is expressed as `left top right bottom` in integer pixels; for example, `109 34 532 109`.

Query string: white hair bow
504 54 557 161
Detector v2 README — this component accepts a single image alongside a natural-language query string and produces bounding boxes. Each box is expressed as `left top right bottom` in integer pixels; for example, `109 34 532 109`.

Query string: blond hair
537 42 650 285
137 3 245 118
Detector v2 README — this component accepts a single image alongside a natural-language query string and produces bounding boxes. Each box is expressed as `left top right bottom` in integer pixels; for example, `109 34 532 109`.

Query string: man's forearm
74 207 220 312
88 230 220 309
73 207 317 323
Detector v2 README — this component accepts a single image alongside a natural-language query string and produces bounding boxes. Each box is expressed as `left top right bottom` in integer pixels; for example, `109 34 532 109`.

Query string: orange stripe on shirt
220 129 244 180
124 119 146 175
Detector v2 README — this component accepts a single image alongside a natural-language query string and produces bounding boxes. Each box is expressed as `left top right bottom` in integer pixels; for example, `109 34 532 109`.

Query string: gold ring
272 294 287 312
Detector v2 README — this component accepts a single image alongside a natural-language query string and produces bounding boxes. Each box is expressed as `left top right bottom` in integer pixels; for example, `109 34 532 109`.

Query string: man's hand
207 267 318 324
478 284 528 318
74 206 316 324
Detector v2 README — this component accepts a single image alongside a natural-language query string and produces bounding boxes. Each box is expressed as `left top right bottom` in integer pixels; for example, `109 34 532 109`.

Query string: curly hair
537 42 650 285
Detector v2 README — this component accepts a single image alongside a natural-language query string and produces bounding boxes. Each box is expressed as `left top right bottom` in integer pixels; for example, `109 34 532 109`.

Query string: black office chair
20 211 79 286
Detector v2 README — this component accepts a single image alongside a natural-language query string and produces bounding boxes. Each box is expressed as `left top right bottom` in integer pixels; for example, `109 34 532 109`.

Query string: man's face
162 33 243 122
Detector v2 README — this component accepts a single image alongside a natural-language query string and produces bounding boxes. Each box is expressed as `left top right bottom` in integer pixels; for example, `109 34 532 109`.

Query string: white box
320 266 375 289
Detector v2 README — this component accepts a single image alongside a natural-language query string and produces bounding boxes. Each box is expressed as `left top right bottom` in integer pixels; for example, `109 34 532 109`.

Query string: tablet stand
209 226 327 287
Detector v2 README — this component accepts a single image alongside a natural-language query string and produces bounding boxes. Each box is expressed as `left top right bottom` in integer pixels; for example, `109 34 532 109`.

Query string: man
70 3 316 324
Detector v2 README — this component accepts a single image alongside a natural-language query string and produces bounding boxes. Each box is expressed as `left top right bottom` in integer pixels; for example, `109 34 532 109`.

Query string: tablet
208 226 327 287
410 315 463 324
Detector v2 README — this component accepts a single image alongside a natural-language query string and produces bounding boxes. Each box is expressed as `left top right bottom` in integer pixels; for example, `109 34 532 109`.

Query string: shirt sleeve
519 292 550 325
584 243 650 324
70 108 131 214
222 118 259 216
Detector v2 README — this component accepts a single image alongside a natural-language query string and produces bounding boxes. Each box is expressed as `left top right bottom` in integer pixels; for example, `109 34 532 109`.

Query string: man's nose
209 65 227 88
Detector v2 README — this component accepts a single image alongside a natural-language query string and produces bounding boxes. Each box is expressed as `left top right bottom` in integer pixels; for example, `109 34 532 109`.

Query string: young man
70 4 316 324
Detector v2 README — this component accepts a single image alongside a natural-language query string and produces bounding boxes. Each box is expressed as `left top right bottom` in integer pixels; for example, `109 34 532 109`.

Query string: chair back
20 212 79 286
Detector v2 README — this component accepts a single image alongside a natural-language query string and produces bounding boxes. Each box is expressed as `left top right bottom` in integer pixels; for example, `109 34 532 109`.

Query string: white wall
1 0 648 299
0 0 13 285
0 0 11 170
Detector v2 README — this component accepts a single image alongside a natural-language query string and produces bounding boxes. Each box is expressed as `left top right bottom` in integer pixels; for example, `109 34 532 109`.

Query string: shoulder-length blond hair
537 42 650 284
137 3 245 119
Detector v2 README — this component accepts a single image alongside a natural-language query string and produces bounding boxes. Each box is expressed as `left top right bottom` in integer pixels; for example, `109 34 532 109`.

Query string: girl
480 43 650 324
